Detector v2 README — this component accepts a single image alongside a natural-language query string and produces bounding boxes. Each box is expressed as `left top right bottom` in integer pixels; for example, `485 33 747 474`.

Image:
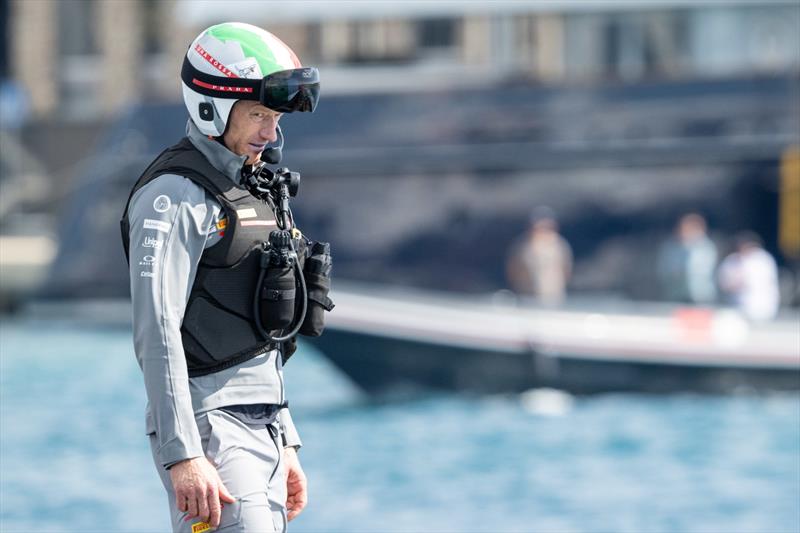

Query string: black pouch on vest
299 241 335 337
259 265 296 330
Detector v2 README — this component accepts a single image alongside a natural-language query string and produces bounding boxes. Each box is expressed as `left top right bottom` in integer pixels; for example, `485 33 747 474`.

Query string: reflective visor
261 68 319 113
181 58 320 113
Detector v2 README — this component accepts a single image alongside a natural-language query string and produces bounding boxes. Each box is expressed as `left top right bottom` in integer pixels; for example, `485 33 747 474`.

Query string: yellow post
779 146 800 259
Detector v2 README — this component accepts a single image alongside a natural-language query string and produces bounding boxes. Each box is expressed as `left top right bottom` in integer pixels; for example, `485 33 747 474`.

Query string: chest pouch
258 230 297 330
299 241 335 337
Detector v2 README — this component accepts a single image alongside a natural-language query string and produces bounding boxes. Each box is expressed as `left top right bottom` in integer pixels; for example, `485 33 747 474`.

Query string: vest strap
187 342 278 378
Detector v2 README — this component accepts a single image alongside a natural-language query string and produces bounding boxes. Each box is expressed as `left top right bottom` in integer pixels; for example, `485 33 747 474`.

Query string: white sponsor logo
140 271 155 278
240 220 276 227
138 255 157 267
236 208 257 219
230 58 263 79
153 195 171 213
143 218 170 233
142 236 163 248
236 64 256 77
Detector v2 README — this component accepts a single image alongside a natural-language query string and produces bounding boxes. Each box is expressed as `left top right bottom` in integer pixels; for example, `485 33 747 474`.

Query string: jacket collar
186 120 249 187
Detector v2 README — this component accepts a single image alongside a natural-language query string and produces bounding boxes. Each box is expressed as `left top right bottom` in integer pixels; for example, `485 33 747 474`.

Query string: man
657 213 718 304
718 231 780 321
506 207 572 305
121 23 323 532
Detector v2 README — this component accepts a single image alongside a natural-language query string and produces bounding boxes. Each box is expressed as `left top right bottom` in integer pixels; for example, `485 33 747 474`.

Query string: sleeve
127 174 218 468
278 407 303 449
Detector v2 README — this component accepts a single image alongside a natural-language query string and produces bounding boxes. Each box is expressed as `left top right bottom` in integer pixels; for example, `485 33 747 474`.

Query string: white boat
306 282 800 395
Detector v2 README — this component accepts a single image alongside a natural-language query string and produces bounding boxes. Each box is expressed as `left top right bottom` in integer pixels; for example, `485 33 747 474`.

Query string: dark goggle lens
261 68 320 113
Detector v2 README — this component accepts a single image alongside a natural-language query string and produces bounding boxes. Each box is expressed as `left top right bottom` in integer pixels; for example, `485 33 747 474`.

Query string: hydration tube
251 175 308 343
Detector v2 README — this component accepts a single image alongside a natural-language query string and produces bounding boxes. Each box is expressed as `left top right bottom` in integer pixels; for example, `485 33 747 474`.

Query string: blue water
1 318 798 533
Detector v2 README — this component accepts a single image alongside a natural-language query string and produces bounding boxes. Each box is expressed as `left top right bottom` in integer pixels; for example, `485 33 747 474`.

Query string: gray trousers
150 409 287 532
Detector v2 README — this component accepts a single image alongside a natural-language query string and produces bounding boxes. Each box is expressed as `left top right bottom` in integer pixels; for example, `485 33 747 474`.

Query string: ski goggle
261 68 319 112
182 57 320 113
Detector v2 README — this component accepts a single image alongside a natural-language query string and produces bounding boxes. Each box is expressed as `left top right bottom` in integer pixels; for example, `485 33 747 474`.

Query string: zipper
275 347 285 405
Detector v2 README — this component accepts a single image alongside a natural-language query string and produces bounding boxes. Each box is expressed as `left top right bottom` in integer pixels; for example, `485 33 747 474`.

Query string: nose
258 117 278 143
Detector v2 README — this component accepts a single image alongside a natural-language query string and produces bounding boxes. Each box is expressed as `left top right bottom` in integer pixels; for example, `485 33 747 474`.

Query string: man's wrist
165 455 202 470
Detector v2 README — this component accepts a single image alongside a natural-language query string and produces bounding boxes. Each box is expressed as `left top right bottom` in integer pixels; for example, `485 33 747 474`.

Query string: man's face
222 100 282 165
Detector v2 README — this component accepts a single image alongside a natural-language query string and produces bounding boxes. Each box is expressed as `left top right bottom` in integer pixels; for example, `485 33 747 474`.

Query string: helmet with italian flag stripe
181 22 320 137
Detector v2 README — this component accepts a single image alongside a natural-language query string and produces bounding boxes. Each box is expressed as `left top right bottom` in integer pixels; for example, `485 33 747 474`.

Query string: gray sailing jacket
126 120 301 468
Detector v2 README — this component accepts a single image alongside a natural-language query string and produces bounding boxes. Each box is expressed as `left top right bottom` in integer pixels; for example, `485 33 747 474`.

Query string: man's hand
284 447 307 521
170 457 236 528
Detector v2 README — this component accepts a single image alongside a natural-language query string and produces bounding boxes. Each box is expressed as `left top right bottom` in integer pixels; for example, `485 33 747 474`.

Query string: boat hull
307 328 800 396
304 283 800 396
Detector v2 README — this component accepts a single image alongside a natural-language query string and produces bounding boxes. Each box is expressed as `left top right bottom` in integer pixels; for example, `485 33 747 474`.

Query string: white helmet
181 22 320 137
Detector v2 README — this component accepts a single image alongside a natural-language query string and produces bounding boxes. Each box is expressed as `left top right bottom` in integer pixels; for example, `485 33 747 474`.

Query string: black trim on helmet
181 57 319 113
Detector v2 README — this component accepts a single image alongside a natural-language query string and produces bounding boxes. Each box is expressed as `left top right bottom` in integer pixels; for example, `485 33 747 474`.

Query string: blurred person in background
718 231 780 321
120 23 325 532
507 207 572 305
656 213 718 304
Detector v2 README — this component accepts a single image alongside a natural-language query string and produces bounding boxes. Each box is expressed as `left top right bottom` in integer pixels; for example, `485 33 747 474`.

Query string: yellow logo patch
192 522 211 533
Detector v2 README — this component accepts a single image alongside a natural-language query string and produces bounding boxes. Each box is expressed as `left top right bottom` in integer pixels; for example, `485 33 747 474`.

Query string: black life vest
121 138 300 376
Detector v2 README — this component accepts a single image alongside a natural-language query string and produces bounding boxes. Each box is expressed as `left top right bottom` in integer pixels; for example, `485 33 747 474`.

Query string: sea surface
1 317 798 533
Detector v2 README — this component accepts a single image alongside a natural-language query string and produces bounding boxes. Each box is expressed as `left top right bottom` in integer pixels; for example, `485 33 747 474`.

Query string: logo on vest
240 220 276 227
236 208 257 219
211 217 227 237
140 271 155 278
138 255 156 267
153 195 171 213
142 236 163 249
